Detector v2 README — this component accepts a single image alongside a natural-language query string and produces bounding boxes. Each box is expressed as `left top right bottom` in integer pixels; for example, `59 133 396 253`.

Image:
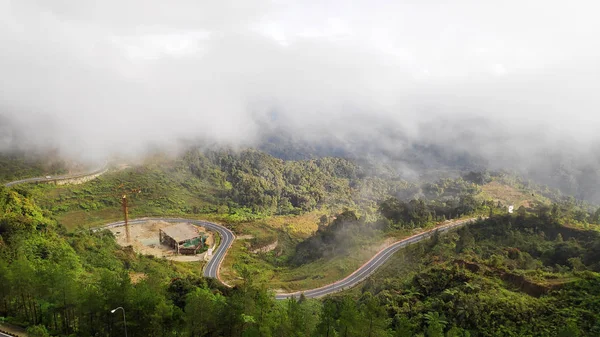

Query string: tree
446 326 470 337
557 320 580 337
359 292 390 337
592 208 600 224
26 325 50 337
393 315 415 337
316 299 338 337
338 296 362 337
319 215 329 230
556 233 564 243
424 312 447 337
456 227 475 253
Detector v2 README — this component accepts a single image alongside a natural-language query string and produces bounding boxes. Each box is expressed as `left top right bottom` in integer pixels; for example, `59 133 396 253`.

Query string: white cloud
1 0 600 161
111 31 211 61
492 63 507 76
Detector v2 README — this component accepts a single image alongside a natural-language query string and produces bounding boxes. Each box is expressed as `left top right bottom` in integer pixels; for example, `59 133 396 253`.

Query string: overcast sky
1 0 599 162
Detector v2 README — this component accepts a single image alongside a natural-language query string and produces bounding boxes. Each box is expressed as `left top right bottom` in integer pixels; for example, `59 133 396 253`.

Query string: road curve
101 218 235 280
275 217 479 300
5 170 479 299
4 171 235 284
3 166 108 187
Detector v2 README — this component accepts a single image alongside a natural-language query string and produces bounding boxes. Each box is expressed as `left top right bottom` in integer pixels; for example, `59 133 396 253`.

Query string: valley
2 148 599 336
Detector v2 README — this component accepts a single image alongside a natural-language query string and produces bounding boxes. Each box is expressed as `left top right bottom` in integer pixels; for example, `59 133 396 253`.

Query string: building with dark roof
159 223 205 255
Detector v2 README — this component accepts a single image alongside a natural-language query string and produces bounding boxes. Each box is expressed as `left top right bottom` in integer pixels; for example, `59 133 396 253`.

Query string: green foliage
0 152 66 184
22 148 416 228
185 149 365 215
462 171 492 186
0 186 53 238
5 150 600 337
424 312 446 337
290 210 385 265
27 161 227 229
358 211 600 336
26 325 50 337
379 193 482 229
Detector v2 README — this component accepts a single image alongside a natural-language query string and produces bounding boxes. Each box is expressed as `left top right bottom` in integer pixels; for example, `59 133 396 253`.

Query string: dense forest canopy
1 148 600 336
257 128 600 205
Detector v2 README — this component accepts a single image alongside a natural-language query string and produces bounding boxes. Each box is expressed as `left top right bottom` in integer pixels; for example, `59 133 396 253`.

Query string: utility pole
122 195 130 243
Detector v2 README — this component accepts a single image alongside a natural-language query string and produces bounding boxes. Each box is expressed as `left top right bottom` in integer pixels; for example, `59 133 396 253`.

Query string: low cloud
1 0 599 178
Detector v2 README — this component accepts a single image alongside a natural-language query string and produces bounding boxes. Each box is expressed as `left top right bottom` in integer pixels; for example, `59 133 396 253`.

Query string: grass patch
220 219 473 292
221 232 384 292
477 177 554 210
261 211 323 235
479 181 534 207
24 162 226 230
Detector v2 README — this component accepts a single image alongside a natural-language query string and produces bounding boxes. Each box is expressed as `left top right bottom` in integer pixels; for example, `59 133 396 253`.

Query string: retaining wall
49 168 107 186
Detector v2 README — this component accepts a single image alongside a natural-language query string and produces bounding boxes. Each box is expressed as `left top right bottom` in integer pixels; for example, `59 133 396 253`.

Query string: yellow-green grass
257 211 324 235
170 260 207 277
220 221 465 292
477 180 551 209
57 208 123 229
24 165 223 230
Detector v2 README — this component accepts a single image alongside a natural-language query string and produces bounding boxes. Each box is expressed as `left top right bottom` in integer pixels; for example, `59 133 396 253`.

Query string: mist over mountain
2 1 600 201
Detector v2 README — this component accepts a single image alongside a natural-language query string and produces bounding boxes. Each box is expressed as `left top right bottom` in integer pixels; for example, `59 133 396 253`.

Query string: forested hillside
3 183 600 336
2 148 600 336
24 148 414 228
0 152 67 184
357 210 600 336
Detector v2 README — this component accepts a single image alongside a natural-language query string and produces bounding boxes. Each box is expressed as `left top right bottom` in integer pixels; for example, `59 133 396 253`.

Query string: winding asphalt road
3 167 107 187
274 217 478 299
4 171 235 280
4 170 478 299
102 218 235 279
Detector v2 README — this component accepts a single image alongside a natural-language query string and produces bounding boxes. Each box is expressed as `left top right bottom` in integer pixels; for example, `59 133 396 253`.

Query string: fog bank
1 1 599 189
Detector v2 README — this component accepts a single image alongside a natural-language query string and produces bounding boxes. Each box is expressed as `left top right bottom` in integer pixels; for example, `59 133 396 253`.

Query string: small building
159 223 205 255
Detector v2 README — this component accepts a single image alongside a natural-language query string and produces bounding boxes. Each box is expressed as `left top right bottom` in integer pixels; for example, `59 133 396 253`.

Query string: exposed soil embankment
251 240 278 254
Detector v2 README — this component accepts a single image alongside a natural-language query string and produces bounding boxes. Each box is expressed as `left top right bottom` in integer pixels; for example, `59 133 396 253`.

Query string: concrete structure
4 167 107 187
54 169 107 185
159 223 205 255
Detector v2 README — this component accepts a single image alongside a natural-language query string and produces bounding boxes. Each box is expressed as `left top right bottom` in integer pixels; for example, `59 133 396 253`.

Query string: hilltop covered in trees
184 148 416 216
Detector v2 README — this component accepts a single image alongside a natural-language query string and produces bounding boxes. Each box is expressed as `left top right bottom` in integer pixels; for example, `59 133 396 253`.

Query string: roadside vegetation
349 210 600 336
0 152 67 184
3 180 600 335
13 148 595 292
26 160 223 230
4 148 600 336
